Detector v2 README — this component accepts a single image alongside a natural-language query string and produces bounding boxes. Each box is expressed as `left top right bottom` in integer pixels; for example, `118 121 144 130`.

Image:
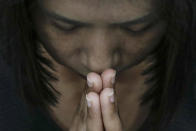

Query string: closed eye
121 20 159 34
51 20 81 33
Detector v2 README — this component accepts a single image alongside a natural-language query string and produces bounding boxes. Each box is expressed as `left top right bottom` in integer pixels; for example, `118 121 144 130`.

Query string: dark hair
0 0 195 130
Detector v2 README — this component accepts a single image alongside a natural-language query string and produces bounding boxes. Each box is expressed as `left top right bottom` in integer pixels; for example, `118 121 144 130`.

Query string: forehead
39 0 153 23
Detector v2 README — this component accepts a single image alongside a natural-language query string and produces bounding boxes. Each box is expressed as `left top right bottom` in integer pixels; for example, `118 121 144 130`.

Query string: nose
80 48 121 73
79 29 122 74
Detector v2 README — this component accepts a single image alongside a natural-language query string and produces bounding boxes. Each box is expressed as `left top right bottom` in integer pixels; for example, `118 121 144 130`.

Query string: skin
32 0 167 130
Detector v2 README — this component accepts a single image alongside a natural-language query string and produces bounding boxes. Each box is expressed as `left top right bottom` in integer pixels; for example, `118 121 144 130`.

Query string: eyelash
121 21 157 34
62 26 80 32
52 21 81 33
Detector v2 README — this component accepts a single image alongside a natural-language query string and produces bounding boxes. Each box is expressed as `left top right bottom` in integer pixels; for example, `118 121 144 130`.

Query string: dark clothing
0 56 196 131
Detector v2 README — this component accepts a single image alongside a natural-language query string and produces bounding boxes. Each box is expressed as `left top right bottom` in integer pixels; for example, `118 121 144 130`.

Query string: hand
69 68 123 131
99 69 123 131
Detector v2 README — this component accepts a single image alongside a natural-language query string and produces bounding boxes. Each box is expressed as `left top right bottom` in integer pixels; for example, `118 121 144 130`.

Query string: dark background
0 2 196 130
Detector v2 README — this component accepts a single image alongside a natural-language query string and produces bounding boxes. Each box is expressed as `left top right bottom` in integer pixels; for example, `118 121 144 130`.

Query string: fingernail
111 71 116 84
87 77 93 87
108 89 114 103
86 94 91 107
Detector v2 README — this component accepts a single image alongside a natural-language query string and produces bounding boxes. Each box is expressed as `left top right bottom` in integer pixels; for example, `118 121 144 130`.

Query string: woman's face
33 0 166 77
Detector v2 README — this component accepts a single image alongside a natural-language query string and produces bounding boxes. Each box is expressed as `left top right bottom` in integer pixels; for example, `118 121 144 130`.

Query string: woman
0 0 195 130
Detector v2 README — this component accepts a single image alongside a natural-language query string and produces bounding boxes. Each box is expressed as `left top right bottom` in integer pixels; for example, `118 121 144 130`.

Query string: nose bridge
84 29 117 73
90 28 111 56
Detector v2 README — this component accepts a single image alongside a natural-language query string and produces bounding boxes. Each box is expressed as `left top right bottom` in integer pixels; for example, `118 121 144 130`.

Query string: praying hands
70 68 123 131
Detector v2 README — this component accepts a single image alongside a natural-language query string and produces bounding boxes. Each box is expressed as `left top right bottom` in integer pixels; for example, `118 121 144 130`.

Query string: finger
86 92 103 131
87 72 103 93
70 74 103 131
101 68 116 89
100 88 122 131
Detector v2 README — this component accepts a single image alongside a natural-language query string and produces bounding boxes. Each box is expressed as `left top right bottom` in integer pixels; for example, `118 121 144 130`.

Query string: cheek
124 34 159 55
39 25 81 61
35 16 81 61
37 30 80 66
123 24 166 56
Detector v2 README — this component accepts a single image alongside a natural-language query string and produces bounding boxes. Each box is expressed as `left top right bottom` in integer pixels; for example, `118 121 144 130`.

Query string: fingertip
101 69 116 89
87 72 102 93
101 68 116 78
100 88 114 105
86 92 100 109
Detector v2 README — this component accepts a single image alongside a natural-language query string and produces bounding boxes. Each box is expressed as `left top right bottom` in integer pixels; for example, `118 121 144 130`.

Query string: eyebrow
41 7 157 26
114 13 158 26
